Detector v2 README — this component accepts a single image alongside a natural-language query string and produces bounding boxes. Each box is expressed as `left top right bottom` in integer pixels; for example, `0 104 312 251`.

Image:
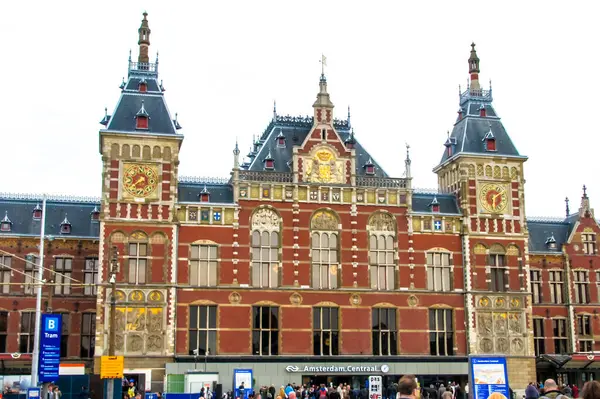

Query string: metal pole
31 194 47 387
106 247 118 399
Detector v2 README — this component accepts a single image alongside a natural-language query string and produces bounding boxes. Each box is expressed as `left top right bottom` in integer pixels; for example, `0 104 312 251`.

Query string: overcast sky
1 1 597 217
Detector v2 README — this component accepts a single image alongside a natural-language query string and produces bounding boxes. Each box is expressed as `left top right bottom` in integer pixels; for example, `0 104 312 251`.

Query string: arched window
311 210 339 289
128 231 148 285
488 244 506 292
368 212 397 290
426 250 452 292
250 208 280 288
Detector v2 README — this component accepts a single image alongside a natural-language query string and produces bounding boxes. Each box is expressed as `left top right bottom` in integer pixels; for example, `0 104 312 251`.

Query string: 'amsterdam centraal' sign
285 365 390 374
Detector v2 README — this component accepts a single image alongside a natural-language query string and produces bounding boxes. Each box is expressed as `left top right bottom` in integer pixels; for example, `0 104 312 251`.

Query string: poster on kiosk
369 376 382 399
233 369 253 399
469 356 510 399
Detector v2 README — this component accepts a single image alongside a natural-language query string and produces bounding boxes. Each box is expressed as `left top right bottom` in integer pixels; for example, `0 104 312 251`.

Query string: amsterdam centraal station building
0 13 599 395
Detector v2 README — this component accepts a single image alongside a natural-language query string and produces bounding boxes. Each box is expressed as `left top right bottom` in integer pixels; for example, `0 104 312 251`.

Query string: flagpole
31 194 47 387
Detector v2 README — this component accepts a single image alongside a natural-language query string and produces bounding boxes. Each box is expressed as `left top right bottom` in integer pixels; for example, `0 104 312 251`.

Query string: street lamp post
204 348 210 372
31 195 47 387
106 247 119 399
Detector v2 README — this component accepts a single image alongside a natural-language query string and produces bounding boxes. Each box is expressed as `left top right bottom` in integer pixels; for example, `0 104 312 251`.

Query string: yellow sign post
101 356 124 379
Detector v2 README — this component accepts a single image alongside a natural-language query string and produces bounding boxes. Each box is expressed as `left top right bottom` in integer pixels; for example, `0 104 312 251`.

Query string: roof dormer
444 131 457 157
344 128 356 150
275 128 286 148
91 206 100 221
173 113 182 130
457 107 464 120
363 158 375 175
32 203 42 220
429 196 440 213
60 214 72 235
139 78 148 93
1 211 12 232
479 104 487 117
99 107 111 126
199 185 210 203
135 100 149 130
263 150 275 170
483 125 496 151
546 234 557 250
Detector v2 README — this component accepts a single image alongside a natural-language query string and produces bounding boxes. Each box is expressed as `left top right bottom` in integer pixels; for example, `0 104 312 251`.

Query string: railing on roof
459 88 493 105
526 216 568 223
0 192 100 203
356 176 408 189
238 170 293 183
128 61 158 76
258 115 351 140
413 188 442 194
178 176 230 185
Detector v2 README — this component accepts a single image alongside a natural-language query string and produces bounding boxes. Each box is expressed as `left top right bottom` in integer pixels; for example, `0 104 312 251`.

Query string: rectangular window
372 308 398 356
189 245 218 287
0 312 7 352
530 270 542 304
552 318 569 354
19 312 36 353
252 306 278 356
188 306 217 355
577 314 593 352
582 233 597 255
533 318 545 357
84 258 99 296
24 255 39 295
251 231 279 288
489 254 507 292
574 271 590 304
128 243 147 284
0 255 11 294
549 271 564 304
60 313 69 357
427 252 452 291
80 313 96 358
313 307 339 356
54 258 72 295
311 232 338 289
429 309 453 356
369 235 396 290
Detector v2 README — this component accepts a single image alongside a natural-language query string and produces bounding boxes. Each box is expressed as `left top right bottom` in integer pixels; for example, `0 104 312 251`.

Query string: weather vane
320 54 327 75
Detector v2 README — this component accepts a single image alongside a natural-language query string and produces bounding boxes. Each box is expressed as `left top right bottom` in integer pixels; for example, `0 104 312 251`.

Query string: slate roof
245 115 388 178
526 219 570 254
178 178 234 204
411 192 461 215
437 88 525 167
0 195 100 238
101 63 179 135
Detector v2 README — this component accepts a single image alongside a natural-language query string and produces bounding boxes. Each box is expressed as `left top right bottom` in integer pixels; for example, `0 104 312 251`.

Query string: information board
27 388 40 399
469 356 510 399
368 376 382 399
101 356 125 379
39 314 62 383
233 369 252 399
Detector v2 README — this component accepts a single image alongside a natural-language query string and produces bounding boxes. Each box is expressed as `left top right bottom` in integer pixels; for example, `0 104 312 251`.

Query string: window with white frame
429 308 454 356
427 252 452 291
530 270 542 304
489 251 507 292
577 314 593 352
533 318 545 356
251 231 279 288
372 308 398 356
549 270 564 304
128 242 148 284
189 305 217 355
24 255 39 295
582 233 597 254
54 257 72 296
573 271 590 304
369 235 395 290
311 232 338 289
189 245 218 287
552 318 569 354
84 258 99 296
0 255 11 294
313 307 339 356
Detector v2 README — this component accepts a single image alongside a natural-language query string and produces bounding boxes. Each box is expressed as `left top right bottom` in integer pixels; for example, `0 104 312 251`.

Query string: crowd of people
525 379 600 399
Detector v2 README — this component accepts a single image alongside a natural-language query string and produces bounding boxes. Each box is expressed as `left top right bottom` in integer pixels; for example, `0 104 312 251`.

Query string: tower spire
347 106 351 129
273 100 277 121
405 143 412 178
468 42 481 92
138 11 151 63
565 197 570 217
313 55 334 123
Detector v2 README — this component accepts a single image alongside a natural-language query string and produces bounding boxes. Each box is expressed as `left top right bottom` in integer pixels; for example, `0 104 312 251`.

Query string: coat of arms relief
304 148 345 184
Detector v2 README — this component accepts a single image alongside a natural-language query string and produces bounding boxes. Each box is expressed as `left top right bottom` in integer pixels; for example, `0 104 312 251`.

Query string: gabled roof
245 115 388 178
0 194 100 238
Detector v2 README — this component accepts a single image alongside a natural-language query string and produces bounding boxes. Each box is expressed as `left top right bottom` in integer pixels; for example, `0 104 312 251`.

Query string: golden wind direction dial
123 163 159 198
480 183 508 213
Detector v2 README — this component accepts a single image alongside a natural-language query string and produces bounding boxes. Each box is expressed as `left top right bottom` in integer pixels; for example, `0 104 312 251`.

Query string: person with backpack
539 379 569 399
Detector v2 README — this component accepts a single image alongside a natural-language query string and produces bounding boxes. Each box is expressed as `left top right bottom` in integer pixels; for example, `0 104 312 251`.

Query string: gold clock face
479 183 508 213
123 164 159 198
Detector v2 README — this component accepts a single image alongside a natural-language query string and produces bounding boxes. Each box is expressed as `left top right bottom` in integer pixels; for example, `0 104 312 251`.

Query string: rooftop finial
273 100 277 121
583 184 588 198
138 11 151 64
320 54 327 78
468 42 481 92
347 105 351 128
565 196 570 218
405 143 412 178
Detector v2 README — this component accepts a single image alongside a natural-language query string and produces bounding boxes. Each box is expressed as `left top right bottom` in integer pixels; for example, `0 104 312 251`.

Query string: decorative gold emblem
407 295 418 307
123 163 159 198
304 148 344 184
228 291 242 304
289 292 303 305
494 297 506 308
479 183 508 213
509 297 521 308
311 210 338 230
349 293 362 306
478 296 491 308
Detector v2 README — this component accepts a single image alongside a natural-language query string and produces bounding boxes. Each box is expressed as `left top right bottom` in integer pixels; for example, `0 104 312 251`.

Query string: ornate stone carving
369 212 396 232
304 148 344 184
494 297 506 308
147 335 163 352
511 337 524 354
496 337 509 353
502 166 509 179
510 167 518 179
115 335 124 351
129 290 145 302
508 313 523 334
477 313 493 335
477 164 484 176
493 166 501 178
478 296 491 308
148 290 164 302
468 164 476 177
507 245 520 256
229 291 242 304
480 338 493 353
474 244 487 255
251 208 280 231
494 313 507 335
127 335 144 352
130 231 148 240
407 295 418 308
510 297 522 309
289 292 303 305
311 210 338 231
485 165 492 177
349 293 362 306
